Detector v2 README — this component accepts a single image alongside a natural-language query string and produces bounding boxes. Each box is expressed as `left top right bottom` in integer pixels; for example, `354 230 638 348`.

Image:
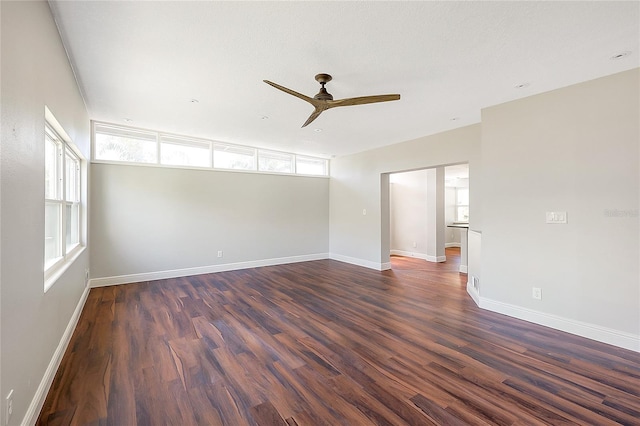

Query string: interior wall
390 169 429 256
0 1 91 424
330 124 481 269
90 164 329 280
481 68 639 341
425 168 445 260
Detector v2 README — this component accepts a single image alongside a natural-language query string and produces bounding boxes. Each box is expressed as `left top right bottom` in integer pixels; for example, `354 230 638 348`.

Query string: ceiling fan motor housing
314 87 333 101
314 73 334 100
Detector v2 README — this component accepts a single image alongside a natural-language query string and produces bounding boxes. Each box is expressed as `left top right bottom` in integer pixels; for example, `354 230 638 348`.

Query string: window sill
44 246 86 293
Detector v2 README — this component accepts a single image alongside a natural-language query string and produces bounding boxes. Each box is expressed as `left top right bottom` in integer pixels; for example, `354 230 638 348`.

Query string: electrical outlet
217 250 223 258
472 276 479 290
412 241 417 248
85 268 90 284
362 209 367 216
532 287 542 300
6 389 13 426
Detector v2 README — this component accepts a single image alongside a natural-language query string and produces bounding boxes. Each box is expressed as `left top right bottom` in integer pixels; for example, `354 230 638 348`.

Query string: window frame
213 142 257 171
160 134 212 168
92 121 330 177
64 148 81 253
258 149 295 174
93 123 159 165
44 119 84 289
455 187 469 223
295 155 329 176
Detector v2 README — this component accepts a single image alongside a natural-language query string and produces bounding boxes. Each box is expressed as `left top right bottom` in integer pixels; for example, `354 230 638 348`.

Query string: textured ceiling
48 1 639 158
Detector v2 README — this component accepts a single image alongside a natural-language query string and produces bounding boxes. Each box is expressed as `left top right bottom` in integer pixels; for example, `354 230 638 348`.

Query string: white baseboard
446 242 461 248
90 253 330 287
459 265 468 273
23 283 91 426
477 297 639 353
329 253 390 271
466 280 480 306
390 250 446 263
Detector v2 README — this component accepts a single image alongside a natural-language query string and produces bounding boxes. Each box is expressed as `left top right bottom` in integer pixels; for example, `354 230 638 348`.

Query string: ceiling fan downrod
314 73 334 101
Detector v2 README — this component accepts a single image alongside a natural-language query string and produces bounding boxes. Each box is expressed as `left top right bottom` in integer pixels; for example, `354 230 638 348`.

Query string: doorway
384 163 469 271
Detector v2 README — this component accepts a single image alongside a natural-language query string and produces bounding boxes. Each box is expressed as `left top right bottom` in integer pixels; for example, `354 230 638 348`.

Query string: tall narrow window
45 127 62 268
45 122 82 276
456 187 469 222
65 150 81 251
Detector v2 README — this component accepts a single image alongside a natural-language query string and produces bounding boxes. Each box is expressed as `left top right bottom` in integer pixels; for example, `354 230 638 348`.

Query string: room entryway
385 164 469 273
391 247 462 274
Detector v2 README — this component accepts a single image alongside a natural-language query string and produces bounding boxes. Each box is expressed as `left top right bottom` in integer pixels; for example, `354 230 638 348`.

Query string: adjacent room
1 1 639 425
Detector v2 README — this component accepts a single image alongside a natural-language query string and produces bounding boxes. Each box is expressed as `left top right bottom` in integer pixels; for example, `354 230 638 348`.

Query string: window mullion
156 132 161 165
210 140 215 168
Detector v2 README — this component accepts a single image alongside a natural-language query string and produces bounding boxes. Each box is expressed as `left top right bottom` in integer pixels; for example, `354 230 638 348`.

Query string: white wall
0 1 91 424
425 168 445 261
90 164 329 282
480 69 639 348
330 69 639 351
330 124 481 269
390 170 428 255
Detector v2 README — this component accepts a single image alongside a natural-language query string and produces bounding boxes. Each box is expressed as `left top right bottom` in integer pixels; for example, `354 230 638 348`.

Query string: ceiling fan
263 73 401 128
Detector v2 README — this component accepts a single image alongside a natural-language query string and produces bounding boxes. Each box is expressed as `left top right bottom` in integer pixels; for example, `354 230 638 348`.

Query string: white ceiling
48 1 639 158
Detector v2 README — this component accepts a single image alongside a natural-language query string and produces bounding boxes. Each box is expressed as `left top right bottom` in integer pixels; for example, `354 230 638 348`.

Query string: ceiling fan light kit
264 73 400 127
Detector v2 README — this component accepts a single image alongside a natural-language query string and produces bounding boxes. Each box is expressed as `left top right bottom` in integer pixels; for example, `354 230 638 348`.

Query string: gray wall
1 1 91 424
330 68 639 348
390 168 446 261
330 124 481 268
481 68 639 336
90 164 329 279
390 169 429 256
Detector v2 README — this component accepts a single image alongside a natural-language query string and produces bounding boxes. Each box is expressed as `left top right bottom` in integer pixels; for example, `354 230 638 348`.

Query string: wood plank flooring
38 249 640 425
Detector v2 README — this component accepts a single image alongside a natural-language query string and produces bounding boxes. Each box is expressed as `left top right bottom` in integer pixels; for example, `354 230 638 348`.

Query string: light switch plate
546 211 567 224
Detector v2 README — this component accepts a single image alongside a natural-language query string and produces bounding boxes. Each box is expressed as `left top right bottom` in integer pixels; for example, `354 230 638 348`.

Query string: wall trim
446 242 461 248
23 283 91 426
89 253 330 287
478 296 640 353
390 250 446 263
90 251 395 288
466 280 480 306
459 265 468 273
329 253 389 271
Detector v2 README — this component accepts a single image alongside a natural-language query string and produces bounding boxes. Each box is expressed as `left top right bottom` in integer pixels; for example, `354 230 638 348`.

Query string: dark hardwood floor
38 248 640 425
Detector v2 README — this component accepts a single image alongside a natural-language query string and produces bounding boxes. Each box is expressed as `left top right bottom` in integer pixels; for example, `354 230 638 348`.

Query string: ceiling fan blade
328 94 400 108
301 107 325 128
263 80 319 105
